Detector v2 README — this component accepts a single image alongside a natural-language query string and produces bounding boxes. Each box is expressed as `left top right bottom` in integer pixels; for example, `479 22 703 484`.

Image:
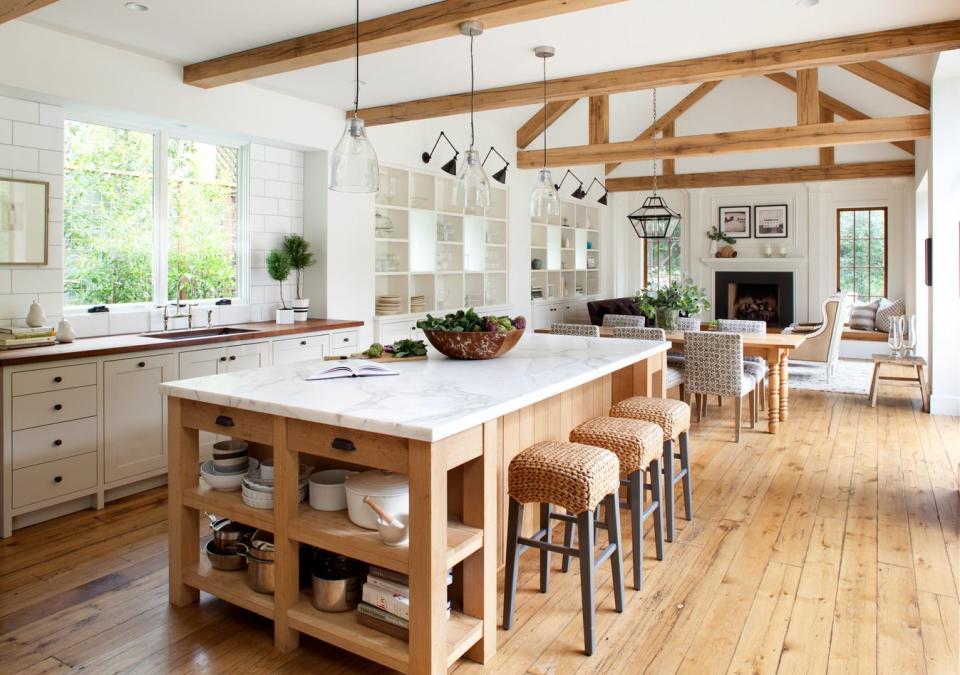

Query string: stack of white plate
241 463 310 509
410 294 425 313
376 295 403 315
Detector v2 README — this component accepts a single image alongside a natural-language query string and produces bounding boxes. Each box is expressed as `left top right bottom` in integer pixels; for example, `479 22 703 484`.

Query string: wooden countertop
0 318 364 367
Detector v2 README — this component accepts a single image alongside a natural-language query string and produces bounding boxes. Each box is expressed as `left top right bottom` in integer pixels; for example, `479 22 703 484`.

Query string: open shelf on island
184 550 275 620
183 483 275 531
288 593 482 673
289 504 482 575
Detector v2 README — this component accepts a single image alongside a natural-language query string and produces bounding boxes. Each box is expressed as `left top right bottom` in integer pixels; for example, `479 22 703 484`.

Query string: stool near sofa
502 440 625 655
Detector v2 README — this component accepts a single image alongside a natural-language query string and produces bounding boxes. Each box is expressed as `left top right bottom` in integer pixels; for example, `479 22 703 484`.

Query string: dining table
536 327 806 434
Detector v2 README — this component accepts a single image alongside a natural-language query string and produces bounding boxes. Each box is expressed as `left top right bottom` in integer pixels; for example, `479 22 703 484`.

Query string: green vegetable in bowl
416 309 526 333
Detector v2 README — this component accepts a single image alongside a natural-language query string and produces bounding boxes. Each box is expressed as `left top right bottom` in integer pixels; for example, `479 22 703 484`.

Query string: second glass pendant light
529 46 560 218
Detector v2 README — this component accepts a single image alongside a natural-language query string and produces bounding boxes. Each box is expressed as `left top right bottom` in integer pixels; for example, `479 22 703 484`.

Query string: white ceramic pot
344 470 409 530
276 308 295 324
57 319 76 343
293 298 310 322
309 469 355 511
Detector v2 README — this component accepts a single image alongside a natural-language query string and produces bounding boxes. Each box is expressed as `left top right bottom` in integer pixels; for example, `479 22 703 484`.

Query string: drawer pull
300 340 307 346
53 476 62 484
138 361 146 368
229 355 237 361
215 415 235 428
53 439 62 446
219 356 227 362
53 404 63 411
342 337 349 343
331 437 356 452
53 376 63 383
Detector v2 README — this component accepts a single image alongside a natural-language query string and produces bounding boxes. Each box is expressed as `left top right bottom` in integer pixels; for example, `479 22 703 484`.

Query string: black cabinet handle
53 476 63 483
53 439 62 446
342 337 349 342
219 356 227 362
215 415 235 427
137 361 146 368
229 355 237 361
331 437 356 452
53 404 63 411
300 340 307 346
53 376 62 383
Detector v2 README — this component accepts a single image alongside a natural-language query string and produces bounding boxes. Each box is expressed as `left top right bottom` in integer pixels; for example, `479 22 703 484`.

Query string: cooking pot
237 532 276 594
205 539 246 571
344 471 409 530
310 550 364 612
206 513 252 553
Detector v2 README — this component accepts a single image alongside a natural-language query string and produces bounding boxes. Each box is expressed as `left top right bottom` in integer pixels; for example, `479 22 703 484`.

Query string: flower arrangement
634 279 711 329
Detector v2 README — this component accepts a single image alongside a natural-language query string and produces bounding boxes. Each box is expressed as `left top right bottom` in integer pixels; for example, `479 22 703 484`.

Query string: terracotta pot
423 329 524 360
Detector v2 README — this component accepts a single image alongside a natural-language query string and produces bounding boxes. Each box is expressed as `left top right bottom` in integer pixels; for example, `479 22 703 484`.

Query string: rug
787 359 874 395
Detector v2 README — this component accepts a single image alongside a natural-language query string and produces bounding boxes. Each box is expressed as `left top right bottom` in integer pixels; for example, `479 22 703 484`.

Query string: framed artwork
719 206 751 238
0 177 49 265
754 204 788 238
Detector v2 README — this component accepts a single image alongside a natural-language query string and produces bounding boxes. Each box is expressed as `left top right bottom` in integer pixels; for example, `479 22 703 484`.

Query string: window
837 207 886 302
644 222 682 288
64 120 242 307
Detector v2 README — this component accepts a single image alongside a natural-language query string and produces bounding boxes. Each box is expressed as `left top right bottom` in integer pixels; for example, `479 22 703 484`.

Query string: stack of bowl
213 440 249 473
241 462 310 509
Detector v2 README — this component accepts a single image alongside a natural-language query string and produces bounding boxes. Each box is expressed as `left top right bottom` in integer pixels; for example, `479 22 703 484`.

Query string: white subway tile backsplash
0 144 39 172
249 143 265 161
38 150 63 175
290 151 304 167
0 119 10 145
12 170 62 198
264 215 291 233
264 179 292 199
277 164 303 183
12 268 63 294
250 160 279 180
277 199 302 218
250 196 278 215
0 270 10 294
250 232 282 251
250 178 265 197
37 292 63 318
216 304 251 325
38 104 65 129
108 311 151 335
0 294 36 321
12 122 63 151
264 146 293 165
0 96 39 124
65 312 109 338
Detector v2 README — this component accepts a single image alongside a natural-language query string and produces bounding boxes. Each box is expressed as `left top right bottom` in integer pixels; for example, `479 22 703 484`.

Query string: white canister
309 469 355 511
344 470 409 530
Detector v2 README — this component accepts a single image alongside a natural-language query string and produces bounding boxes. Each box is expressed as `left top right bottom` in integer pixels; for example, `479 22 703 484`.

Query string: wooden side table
869 353 929 412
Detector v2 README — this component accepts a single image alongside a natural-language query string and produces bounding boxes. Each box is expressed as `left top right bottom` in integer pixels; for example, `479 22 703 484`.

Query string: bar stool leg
502 498 524 630
680 431 693 521
648 457 664 561
628 469 643 590
662 439 675 542
603 492 625 613
577 509 596 655
539 503 552 593
560 520 574 573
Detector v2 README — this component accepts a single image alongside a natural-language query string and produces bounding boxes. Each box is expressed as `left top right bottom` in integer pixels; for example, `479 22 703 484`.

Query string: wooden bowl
422 329 524 360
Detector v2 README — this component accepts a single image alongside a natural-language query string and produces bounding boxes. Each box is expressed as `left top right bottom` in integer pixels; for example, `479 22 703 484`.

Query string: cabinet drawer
287 419 408 473
273 334 329 366
12 363 97 396
12 417 98 470
331 330 358 350
12 452 97 509
12 386 98 431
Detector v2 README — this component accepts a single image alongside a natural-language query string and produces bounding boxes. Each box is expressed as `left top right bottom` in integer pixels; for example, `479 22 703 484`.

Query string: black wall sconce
554 169 586 199
482 146 509 184
421 131 459 176
582 178 608 205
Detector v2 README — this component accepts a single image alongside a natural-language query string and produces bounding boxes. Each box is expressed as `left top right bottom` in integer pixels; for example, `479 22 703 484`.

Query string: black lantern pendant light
627 88 681 239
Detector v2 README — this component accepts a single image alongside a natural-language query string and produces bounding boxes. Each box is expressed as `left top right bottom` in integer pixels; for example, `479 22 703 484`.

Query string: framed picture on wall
719 206 751 239
754 204 788 238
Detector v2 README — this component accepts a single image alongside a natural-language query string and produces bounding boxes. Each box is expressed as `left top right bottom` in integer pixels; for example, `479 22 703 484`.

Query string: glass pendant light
330 0 379 193
454 21 491 211
627 88 681 238
529 45 560 218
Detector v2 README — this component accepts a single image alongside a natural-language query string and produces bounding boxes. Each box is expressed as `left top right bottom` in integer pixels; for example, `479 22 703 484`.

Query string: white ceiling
23 0 958 110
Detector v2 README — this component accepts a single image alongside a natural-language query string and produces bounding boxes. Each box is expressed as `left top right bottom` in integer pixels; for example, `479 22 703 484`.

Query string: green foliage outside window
645 221 682 288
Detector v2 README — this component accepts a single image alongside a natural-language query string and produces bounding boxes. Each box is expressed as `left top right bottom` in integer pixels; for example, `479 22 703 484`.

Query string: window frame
643 224 683 288
63 114 248 312
835 206 888 302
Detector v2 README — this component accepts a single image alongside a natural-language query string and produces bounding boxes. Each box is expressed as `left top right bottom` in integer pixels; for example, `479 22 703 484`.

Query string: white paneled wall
0 94 64 328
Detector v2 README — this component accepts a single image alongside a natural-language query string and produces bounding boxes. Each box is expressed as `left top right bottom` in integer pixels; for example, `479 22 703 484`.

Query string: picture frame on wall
754 204 788 238
719 206 751 239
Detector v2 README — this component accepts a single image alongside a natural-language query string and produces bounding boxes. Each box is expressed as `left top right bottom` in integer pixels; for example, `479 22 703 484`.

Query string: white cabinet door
103 353 177 484
273 334 330 365
533 302 563 330
562 300 589 324
224 342 270 372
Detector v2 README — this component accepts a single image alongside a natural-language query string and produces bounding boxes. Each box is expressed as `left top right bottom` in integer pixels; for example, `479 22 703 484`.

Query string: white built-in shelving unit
530 200 601 300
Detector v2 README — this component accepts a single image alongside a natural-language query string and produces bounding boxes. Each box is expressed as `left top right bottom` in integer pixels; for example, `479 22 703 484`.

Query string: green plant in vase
707 226 735 257
282 234 316 321
266 249 293 323
635 279 711 330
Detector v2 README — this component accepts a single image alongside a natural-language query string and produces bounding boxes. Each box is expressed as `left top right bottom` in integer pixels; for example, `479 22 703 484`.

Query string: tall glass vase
901 314 917 355
655 307 680 331
887 316 904 357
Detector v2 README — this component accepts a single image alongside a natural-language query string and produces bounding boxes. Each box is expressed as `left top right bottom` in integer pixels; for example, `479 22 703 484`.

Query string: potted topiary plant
267 248 294 324
282 234 316 322
707 226 735 257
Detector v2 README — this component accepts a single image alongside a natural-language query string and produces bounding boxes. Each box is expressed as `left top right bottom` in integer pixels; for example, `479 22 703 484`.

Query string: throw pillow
849 299 881 331
875 297 905 333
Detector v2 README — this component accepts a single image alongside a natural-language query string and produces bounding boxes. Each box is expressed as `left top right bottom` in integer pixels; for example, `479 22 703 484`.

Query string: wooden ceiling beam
765 72 914 154
605 81 720 174
661 121 675 176
841 61 931 108
796 68 819 125
516 99 578 149
606 160 915 192
589 95 609 145
183 0 626 88
359 19 960 125
516 114 929 169
820 109 835 166
0 0 58 24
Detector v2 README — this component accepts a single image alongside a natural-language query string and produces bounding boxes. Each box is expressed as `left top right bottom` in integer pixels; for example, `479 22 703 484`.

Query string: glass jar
887 316 904 357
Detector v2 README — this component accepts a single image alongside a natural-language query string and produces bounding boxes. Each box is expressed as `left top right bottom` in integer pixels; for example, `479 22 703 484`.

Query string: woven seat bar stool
503 440 625 655
609 397 692 542
564 417 665 590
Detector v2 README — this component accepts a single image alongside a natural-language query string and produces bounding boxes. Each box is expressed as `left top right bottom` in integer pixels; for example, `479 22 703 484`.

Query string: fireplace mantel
700 257 804 272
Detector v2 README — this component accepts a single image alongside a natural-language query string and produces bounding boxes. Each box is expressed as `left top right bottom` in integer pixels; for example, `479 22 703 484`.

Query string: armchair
783 293 853 382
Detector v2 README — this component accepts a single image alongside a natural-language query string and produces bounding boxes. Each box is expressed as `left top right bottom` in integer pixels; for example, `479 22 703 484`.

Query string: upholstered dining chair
676 317 701 332
603 314 646 328
612 326 685 399
717 318 768 417
552 323 601 337
782 293 853 383
683 332 758 442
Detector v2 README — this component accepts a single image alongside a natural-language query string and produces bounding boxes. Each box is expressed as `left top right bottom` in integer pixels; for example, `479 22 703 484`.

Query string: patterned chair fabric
552 323 601 337
611 326 665 340
683 332 755 397
716 319 769 377
676 317 701 332
508 440 620 514
666 365 685 389
603 314 646 328
609 397 691 441
570 417 663 474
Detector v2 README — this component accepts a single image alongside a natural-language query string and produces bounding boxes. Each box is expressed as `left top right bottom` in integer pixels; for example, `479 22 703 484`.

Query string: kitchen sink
141 327 260 340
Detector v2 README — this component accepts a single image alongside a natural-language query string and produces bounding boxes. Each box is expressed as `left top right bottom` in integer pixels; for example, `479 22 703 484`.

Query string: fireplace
714 271 794 328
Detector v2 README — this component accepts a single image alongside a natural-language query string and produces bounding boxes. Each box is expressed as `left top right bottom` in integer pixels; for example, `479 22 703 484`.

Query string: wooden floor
1 378 957 674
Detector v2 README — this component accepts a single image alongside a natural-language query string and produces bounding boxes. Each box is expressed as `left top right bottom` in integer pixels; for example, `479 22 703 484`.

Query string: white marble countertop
160 333 669 442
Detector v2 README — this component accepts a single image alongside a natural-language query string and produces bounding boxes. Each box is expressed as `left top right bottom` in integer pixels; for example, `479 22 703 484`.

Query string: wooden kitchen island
162 333 668 673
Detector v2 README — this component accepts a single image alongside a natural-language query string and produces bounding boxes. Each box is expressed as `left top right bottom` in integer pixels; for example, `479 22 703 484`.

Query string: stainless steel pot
237 531 276 594
310 574 362 612
205 539 246 571
206 513 251 553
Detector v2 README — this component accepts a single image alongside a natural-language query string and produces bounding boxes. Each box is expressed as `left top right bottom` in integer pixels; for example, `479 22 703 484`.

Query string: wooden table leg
765 349 781 434
408 440 448 673
916 364 930 412
462 421 498 663
168 397 200 607
779 355 789 422
870 362 882 407
273 416 300 652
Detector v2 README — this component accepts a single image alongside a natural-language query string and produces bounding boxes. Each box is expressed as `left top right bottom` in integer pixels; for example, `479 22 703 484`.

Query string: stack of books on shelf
356 565 452 641
0 325 56 350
